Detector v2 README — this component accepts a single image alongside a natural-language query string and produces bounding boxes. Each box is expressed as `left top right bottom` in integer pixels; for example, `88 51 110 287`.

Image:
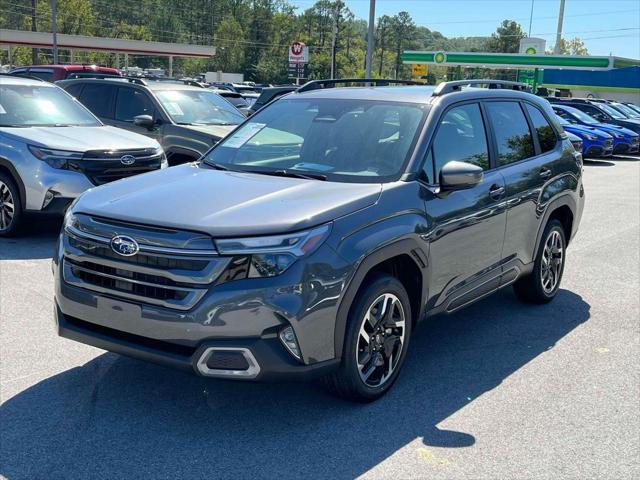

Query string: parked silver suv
0 75 167 236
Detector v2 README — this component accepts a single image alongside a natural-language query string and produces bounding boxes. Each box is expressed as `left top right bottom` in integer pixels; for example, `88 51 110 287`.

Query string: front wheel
322 274 412 402
0 173 22 237
514 219 566 304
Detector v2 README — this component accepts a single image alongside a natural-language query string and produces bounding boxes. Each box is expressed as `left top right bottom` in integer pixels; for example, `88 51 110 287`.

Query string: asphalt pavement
1 156 638 480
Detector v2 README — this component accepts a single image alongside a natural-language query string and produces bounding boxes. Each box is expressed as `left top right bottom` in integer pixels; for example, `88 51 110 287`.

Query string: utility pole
365 0 376 79
51 0 59 64
553 0 566 54
527 0 535 37
31 0 38 64
330 14 338 79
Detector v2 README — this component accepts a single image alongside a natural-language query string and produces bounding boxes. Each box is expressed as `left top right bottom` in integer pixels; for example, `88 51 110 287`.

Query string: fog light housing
42 190 59 209
279 326 302 361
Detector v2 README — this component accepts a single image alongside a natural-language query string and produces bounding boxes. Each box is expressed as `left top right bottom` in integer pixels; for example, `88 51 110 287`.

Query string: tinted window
64 83 83 98
526 104 557 153
115 88 155 121
431 103 489 179
79 84 116 118
574 104 609 121
486 102 535 166
28 69 54 82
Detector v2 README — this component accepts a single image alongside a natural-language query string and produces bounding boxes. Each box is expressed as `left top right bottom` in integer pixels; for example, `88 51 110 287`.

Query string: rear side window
574 104 608 121
115 88 155 121
28 69 54 82
64 83 84 98
79 84 116 118
431 103 489 179
525 104 557 153
485 102 535 166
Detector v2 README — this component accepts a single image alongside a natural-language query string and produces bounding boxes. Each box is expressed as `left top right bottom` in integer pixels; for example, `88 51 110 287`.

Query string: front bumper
55 304 339 381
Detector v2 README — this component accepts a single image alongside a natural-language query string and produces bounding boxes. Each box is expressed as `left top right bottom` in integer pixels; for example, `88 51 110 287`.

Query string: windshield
203 98 427 183
155 89 245 125
561 106 600 124
555 115 570 126
597 102 626 119
611 103 640 118
0 84 100 127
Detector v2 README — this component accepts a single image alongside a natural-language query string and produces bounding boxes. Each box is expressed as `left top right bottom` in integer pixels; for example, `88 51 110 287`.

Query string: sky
290 0 640 58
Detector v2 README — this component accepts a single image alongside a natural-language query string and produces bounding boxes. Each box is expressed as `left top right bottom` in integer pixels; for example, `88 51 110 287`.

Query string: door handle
539 168 553 179
489 184 505 200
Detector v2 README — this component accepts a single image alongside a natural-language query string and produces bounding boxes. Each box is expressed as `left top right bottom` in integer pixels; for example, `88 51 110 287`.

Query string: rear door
484 100 558 285
423 102 507 312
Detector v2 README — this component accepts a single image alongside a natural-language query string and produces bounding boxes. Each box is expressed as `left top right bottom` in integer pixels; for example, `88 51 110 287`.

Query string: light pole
553 0 566 54
51 0 59 64
528 0 535 37
365 0 376 79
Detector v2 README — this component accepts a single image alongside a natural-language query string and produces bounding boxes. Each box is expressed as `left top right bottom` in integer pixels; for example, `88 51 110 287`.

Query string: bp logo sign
525 47 537 55
434 52 447 64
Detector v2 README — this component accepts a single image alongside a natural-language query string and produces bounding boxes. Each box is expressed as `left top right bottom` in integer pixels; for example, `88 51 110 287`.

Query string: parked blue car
551 104 639 154
555 115 613 157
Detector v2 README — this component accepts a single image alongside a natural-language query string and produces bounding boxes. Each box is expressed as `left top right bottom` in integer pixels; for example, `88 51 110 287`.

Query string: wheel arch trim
333 238 428 359
0 157 26 207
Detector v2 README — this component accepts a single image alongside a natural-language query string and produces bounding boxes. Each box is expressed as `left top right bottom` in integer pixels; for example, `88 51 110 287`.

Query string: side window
115 88 154 122
577 104 608 121
432 103 489 180
485 102 535 166
28 69 54 82
525 104 557 153
64 83 84 98
79 84 116 118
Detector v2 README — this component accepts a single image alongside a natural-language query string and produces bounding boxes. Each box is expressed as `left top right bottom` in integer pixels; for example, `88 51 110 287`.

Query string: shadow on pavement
583 159 615 167
0 288 590 479
0 217 61 260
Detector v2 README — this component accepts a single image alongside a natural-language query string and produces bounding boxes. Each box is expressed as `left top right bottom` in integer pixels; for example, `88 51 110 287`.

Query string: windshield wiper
246 169 327 181
205 161 230 171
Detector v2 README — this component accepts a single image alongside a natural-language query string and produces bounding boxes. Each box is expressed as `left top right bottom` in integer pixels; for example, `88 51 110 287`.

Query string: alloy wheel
356 293 406 387
0 180 15 231
541 230 564 294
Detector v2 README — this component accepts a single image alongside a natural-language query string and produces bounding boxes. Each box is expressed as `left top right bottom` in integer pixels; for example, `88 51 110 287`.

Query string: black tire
513 219 566 304
0 172 22 237
322 274 412 402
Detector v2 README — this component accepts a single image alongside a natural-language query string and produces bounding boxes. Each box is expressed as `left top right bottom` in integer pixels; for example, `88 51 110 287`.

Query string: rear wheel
322 274 412 402
0 173 22 237
514 219 566 304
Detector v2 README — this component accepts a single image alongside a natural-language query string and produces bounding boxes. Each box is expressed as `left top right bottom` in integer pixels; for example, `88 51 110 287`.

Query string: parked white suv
0 75 167 236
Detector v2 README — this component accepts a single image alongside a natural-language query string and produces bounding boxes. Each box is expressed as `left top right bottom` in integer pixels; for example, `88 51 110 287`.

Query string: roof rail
433 79 531 96
297 78 423 93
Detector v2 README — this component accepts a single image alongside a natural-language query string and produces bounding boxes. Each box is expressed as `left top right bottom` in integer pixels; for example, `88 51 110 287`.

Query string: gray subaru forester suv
53 79 585 402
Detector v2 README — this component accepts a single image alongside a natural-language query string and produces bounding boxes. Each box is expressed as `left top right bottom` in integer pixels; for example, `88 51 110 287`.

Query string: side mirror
134 114 155 129
439 161 484 191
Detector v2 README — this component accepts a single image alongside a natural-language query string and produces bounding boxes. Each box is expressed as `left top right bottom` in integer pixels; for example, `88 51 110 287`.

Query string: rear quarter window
525 104 557 153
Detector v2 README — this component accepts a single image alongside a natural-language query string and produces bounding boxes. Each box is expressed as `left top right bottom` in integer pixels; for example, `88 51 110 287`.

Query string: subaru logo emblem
120 154 136 166
110 235 139 256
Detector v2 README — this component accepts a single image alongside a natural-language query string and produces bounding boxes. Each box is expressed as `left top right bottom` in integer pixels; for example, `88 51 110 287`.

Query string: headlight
584 134 597 141
160 152 168 168
28 145 83 169
613 132 624 138
63 211 78 232
216 223 331 277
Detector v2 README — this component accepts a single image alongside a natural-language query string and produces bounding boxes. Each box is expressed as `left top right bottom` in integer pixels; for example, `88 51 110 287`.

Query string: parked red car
8 64 120 82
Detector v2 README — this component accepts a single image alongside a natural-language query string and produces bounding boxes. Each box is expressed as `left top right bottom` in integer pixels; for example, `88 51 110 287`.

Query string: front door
422 102 507 312
111 86 161 142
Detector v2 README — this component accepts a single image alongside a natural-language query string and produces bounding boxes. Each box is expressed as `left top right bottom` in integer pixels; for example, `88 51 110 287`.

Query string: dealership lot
0 157 638 479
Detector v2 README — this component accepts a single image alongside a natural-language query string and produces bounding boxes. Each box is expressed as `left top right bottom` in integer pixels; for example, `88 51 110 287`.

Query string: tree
213 17 246 73
390 11 416 79
485 20 526 53
553 37 589 55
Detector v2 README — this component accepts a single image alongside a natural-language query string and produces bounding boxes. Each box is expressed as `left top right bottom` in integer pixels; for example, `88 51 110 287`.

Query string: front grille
69 149 163 186
63 216 230 310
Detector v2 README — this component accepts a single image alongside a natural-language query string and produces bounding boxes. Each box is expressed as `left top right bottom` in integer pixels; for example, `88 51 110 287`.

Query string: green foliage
1 1 527 81
553 37 589 55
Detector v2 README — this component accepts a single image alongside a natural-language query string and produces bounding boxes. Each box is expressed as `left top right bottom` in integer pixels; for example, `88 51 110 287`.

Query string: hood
179 124 237 140
589 123 637 137
564 125 611 140
73 164 382 236
0 125 160 152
